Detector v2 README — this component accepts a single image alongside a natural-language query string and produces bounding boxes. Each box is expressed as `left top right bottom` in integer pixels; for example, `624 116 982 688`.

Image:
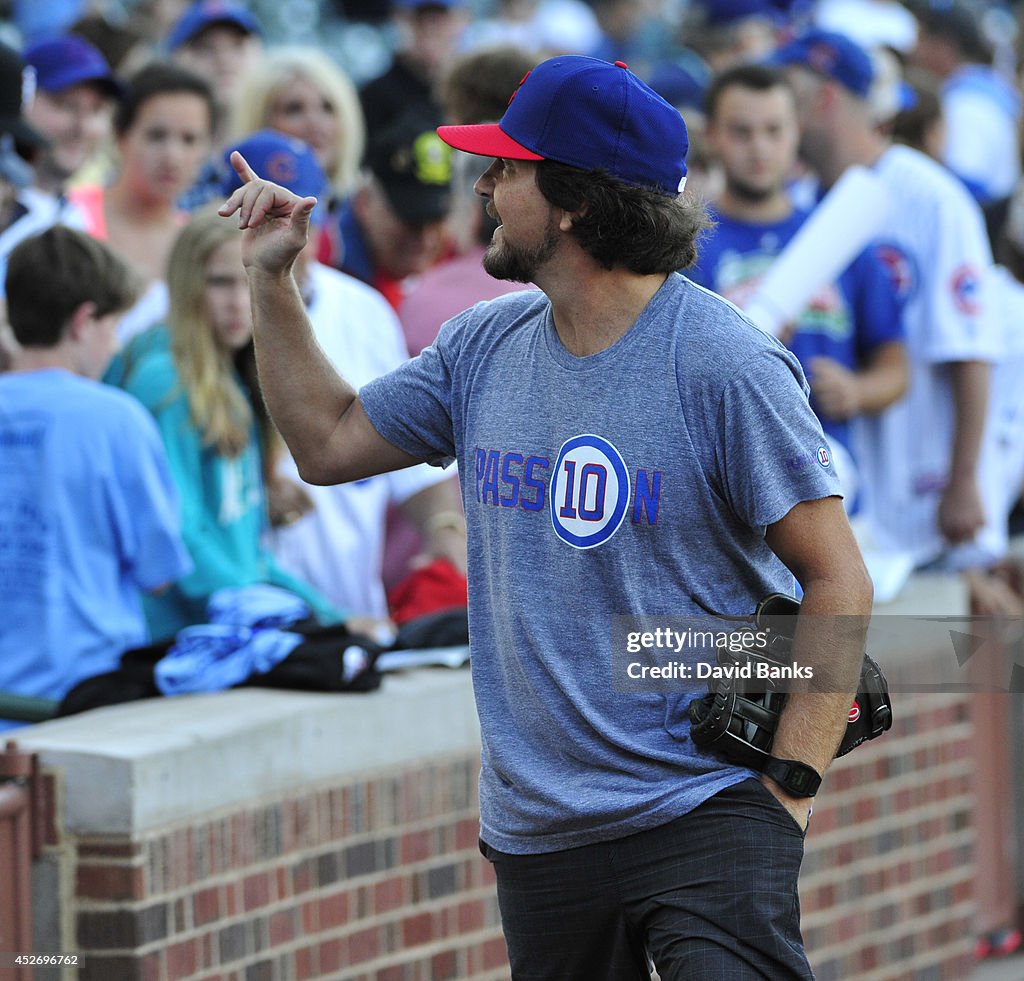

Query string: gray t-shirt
361 273 840 854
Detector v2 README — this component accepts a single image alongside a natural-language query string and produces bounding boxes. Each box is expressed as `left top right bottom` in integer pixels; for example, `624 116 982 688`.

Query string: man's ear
65 301 97 342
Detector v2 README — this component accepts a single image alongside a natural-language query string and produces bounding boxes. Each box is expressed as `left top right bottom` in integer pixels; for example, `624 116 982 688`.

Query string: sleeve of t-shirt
714 347 843 530
109 403 193 592
359 312 465 468
848 245 905 356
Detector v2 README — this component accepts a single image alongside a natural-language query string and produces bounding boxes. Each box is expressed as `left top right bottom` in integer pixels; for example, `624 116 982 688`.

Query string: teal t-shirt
108 326 342 639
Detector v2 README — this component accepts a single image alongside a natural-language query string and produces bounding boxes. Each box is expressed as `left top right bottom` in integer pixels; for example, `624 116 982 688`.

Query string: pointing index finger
230 150 259 184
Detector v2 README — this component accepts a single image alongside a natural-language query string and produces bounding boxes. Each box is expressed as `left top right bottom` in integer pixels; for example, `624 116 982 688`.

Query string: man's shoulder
877 145 980 211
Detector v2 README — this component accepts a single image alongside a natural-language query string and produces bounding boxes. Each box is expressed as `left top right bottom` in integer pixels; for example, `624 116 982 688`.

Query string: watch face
768 759 821 797
787 767 816 795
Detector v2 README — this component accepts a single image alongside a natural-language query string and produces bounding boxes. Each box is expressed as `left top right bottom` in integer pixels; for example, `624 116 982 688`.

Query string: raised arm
218 151 421 485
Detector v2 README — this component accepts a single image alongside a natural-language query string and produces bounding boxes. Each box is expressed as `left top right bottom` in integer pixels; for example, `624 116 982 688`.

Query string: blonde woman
108 209 341 640
232 47 366 267
233 46 365 200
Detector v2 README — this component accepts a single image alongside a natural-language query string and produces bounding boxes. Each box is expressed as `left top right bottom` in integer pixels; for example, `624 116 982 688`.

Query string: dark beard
482 221 559 283
725 175 778 204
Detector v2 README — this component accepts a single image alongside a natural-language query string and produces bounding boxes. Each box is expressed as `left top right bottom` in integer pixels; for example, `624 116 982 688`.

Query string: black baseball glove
688 593 892 770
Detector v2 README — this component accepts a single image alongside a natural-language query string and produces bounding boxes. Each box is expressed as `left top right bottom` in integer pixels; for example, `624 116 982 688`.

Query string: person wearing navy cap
222 54 871 979
169 1 264 144
23 35 122 199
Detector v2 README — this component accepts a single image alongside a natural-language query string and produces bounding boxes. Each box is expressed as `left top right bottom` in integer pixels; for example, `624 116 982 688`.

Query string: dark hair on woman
535 160 712 273
114 60 218 137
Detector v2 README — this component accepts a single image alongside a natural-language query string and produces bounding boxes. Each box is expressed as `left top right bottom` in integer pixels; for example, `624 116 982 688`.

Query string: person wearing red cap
222 54 872 979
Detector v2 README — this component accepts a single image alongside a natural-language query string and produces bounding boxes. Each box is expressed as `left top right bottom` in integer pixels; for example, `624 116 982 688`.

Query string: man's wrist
762 757 822 798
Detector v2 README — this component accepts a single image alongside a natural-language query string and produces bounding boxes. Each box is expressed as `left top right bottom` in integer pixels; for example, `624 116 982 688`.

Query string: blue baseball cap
24 35 122 98
222 130 327 223
437 56 689 196
768 29 875 98
168 1 263 51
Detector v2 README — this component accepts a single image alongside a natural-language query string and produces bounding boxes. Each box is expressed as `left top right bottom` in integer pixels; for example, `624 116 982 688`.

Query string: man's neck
715 184 792 224
541 255 668 357
815 128 889 191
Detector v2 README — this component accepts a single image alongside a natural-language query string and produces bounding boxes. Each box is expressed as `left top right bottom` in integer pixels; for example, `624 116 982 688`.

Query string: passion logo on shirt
472 435 662 550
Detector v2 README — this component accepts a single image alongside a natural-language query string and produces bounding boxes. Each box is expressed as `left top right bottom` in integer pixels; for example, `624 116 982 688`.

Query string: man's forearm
248 268 358 484
948 360 989 481
769 572 872 777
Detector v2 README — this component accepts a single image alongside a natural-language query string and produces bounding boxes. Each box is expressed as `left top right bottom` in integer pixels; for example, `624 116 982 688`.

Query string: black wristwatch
763 758 822 798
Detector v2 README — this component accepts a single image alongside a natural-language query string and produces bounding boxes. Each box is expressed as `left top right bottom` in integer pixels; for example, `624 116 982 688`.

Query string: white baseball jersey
269 262 448 618
850 145 1002 566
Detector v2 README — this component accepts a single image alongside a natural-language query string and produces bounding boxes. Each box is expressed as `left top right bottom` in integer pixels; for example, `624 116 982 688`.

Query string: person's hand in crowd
266 473 316 528
938 473 985 544
808 356 861 420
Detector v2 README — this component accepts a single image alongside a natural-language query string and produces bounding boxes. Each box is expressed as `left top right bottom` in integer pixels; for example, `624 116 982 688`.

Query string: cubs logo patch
550 434 630 549
950 263 981 316
875 243 917 302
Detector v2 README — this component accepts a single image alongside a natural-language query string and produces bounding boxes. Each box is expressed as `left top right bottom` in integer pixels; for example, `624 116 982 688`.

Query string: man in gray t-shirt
222 54 872 981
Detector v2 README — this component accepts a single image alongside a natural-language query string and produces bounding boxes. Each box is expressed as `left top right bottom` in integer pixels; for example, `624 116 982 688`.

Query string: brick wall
801 692 975 980
63 756 507 981
34 692 979 980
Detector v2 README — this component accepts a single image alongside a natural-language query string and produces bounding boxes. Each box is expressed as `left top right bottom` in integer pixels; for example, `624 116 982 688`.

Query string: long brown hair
165 210 259 459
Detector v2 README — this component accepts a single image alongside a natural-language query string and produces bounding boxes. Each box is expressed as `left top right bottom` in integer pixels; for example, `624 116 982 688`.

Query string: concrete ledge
10 572 970 836
15 670 479 835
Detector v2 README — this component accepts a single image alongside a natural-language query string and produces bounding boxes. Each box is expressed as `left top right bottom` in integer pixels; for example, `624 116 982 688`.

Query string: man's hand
938 472 985 544
218 151 316 275
808 356 860 420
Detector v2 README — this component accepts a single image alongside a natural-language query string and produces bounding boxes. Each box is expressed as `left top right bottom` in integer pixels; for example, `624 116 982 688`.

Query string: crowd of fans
2 0 1024 771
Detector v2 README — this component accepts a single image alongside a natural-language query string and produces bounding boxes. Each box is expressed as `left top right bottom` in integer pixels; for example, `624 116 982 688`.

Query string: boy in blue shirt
0 227 191 728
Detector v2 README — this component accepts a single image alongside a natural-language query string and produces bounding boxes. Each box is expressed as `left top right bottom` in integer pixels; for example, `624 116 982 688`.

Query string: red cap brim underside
436 123 544 161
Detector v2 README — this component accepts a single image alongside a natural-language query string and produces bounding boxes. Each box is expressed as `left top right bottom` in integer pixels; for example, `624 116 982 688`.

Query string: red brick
320 939 343 975
483 936 509 970
166 938 199 978
401 830 432 864
243 872 272 912
457 898 485 933
318 891 349 930
269 909 297 946
76 863 145 901
142 951 161 981
432 950 458 980
347 926 380 965
402 912 434 947
300 898 319 934
374 877 406 915
455 817 479 851
295 945 317 981
194 886 221 926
